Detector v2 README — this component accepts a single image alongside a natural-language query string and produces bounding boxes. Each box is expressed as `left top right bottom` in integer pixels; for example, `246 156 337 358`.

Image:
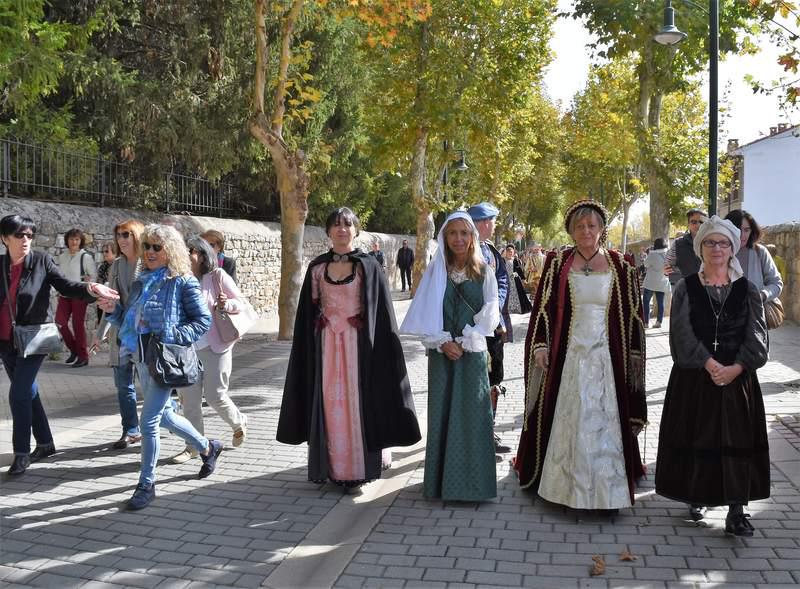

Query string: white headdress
400 212 478 338
693 215 744 282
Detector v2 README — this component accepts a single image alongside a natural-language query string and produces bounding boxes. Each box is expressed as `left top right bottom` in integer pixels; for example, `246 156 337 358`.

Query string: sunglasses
116 231 132 239
13 232 34 240
143 242 164 252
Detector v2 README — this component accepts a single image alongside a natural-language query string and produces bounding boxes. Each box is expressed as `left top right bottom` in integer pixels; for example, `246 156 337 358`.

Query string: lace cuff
423 331 452 352
457 325 487 353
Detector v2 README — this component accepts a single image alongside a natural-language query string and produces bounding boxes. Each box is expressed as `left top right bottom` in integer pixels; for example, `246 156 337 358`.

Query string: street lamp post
654 0 719 217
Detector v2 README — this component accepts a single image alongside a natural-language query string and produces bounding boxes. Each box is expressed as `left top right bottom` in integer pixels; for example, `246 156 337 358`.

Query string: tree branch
271 0 304 139
253 0 268 116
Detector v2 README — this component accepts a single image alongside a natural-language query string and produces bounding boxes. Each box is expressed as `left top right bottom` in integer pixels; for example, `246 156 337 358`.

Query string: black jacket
277 250 421 451
1 251 94 327
221 255 237 284
396 247 414 269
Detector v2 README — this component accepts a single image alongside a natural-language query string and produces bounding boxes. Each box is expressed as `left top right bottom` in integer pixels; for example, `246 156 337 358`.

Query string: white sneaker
232 415 248 448
169 448 199 464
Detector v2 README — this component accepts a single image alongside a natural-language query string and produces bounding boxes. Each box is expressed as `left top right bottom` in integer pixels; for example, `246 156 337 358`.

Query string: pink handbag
213 269 258 343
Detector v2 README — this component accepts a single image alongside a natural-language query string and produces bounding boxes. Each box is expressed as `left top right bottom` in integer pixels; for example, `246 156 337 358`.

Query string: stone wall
762 223 800 322
0 198 416 332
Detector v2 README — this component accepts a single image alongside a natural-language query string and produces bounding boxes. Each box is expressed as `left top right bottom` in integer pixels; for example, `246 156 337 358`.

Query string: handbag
213 269 257 343
2 258 64 357
764 297 784 330
146 336 202 388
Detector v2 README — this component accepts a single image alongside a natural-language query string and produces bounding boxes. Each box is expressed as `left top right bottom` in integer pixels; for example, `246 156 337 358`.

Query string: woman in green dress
402 212 499 501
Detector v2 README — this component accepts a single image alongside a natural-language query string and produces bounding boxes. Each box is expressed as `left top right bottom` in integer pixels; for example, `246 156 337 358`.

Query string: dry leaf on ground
590 554 606 576
619 549 638 561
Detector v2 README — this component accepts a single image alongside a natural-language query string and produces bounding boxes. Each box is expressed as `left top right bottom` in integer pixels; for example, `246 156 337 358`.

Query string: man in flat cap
467 202 511 454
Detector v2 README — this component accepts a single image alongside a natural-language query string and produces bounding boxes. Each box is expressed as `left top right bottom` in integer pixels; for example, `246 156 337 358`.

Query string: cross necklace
575 248 601 276
704 283 730 352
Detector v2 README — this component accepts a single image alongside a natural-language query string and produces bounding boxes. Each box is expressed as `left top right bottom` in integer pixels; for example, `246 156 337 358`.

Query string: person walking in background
401 212 499 502
368 241 386 273
170 235 249 464
94 220 146 450
467 202 510 455
56 228 96 367
664 208 706 287
98 224 218 510
200 230 237 284
396 239 414 292
724 209 783 304
1 214 118 475
656 216 769 536
501 244 532 342
524 243 545 295
514 200 647 512
94 241 117 322
642 238 671 329
278 208 420 489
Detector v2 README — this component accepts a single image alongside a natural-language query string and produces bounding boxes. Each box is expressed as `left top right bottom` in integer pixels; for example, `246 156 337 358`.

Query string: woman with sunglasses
1 214 119 475
94 220 146 450
656 216 769 537
98 224 218 510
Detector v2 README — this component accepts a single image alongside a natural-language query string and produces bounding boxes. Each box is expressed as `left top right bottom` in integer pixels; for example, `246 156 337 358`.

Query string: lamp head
654 1 687 46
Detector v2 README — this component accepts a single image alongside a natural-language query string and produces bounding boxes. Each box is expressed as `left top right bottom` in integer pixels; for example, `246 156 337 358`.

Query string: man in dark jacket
467 202 510 454
664 208 706 285
368 242 386 273
396 239 414 291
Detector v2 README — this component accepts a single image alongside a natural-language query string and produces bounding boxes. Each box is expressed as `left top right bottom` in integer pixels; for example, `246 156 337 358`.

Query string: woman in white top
642 238 671 329
56 228 96 367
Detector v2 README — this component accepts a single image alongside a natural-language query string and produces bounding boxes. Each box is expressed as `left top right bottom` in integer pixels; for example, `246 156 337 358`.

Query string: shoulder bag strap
1 257 17 328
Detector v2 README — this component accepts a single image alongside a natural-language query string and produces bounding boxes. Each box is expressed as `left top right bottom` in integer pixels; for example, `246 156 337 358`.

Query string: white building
720 123 800 225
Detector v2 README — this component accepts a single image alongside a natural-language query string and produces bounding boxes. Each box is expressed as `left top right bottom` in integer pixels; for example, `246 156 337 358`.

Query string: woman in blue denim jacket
100 224 219 510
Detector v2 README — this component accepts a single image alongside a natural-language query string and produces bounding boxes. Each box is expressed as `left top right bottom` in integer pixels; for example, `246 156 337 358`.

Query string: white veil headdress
400 212 478 339
693 215 744 283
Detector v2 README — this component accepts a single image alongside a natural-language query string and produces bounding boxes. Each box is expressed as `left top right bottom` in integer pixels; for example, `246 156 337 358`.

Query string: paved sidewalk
1 297 800 589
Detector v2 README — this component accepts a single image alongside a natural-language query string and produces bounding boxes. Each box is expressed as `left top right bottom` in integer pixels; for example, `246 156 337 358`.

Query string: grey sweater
736 244 783 303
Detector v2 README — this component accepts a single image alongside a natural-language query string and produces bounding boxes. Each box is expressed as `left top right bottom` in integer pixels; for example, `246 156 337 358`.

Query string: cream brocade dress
537 272 632 510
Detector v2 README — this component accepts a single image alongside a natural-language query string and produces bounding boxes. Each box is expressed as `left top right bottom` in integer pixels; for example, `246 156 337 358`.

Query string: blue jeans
114 352 140 437
136 361 209 487
1 352 52 455
643 289 665 324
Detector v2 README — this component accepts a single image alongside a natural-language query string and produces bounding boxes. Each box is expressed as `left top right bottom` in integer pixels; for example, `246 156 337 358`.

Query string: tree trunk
410 125 432 297
646 92 668 241
621 199 631 253
250 0 309 339
250 115 310 339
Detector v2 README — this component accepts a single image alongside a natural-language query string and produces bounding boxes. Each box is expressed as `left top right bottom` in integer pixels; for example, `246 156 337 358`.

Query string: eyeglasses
689 220 704 226
143 242 164 252
702 239 732 250
116 231 131 239
13 232 34 240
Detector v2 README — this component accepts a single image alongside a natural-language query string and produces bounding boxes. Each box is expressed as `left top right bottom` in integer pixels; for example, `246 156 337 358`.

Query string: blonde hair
115 219 146 253
443 218 484 281
140 224 191 277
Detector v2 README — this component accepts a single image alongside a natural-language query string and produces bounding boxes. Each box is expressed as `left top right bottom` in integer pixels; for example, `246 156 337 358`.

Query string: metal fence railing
0 137 255 218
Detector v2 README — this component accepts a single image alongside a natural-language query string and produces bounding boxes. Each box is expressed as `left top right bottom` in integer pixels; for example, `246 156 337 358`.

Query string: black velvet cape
277 250 421 452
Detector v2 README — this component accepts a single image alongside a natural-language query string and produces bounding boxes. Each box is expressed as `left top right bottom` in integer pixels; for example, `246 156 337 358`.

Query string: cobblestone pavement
1 297 800 589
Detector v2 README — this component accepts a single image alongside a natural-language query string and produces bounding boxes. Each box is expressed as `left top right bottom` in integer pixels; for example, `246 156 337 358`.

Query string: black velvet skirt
655 366 770 506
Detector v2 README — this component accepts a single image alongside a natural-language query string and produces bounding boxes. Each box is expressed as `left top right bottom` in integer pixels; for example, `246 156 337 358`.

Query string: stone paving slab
1 298 800 588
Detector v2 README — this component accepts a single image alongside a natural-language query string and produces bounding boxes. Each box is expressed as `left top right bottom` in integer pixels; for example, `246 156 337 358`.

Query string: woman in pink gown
278 208 420 487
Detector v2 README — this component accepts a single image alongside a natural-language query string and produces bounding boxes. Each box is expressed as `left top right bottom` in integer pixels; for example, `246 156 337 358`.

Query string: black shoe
689 505 707 521
29 443 56 462
71 358 89 368
127 483 156 510
725 512 754 537
494 433 511 454
8 455 30 476
198 440 223 479
112 434 142 450
65 353 78 365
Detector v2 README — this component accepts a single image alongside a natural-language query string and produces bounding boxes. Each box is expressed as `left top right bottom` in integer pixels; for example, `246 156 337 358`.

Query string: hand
711 363 743 387
91 334 101 351
88 282 120 300
216 292 228 310
631 423 643 436
441 341 464 361
97 297 118 313
663 264 673 276
534 348 549 370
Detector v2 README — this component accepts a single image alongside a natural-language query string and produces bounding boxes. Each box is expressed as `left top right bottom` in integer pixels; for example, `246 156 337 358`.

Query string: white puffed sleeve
422 331 453 352
456 270 499 353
